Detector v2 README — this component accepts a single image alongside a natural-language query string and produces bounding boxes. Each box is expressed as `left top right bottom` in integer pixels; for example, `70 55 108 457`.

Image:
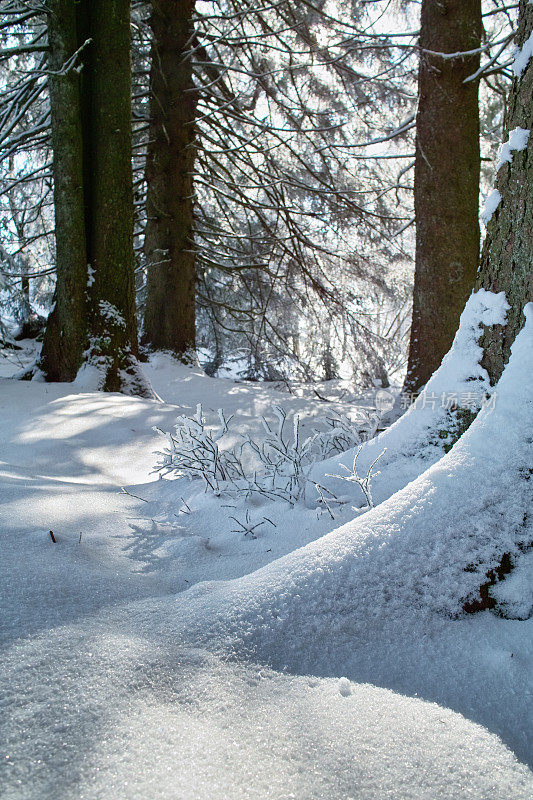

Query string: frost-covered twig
154 403 382 507
153 403 244 494
314 482 338 520
229 509 276 538
327 446 386 508
121 486 149 503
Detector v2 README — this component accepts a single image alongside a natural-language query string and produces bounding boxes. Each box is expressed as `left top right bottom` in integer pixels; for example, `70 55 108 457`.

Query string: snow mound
168 306 532 683
1 297 531 796
1 626 531 800
66 301 530 768
311 289 509 507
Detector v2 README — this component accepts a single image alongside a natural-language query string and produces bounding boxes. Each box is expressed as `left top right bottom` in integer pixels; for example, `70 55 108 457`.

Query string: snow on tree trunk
142 0 198 360
476 0 533 385
405 0 482 393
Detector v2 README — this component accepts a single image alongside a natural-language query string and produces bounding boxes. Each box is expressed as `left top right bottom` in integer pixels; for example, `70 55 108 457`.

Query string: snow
480 188 502 224
491 551 533 621
165 302 532 638
0 353 385 642
337 676 352 696
497 126 530 170
312 288 509 507
72 361 106 391
98 299 126 328
129 300 531 761
513 31 533 77
2 639 531 800
0 299 532 798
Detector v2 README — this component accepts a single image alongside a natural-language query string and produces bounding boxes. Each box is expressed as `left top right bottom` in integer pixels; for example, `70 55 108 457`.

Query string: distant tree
40 0 149 394
132 0 420 381
405 0 483 393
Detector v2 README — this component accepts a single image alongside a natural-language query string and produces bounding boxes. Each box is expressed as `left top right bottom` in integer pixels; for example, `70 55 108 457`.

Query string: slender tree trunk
20 275 30 317
40 0 87 381
405 0 482 393
142 0 198 358
476 0 533 384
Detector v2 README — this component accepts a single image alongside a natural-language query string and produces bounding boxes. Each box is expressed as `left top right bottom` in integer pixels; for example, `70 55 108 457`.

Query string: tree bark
476 0 533 384
40 0 87 381
41 0 148 394
463 0 533 612
142 0 198 358
405 0 482 393
85 0 139 391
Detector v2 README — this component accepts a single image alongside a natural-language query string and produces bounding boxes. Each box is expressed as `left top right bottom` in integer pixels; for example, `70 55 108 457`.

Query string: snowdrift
75 301 531 765
1 631 531 800
311 289 510 507
0 301 531 798
164 303 533 684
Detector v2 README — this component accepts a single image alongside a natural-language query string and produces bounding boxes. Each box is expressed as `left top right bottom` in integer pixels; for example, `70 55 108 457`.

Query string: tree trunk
85 0 140 391
142 0 198 359
405 0 482 393
41 0 149 394
462 0 533 611
476 0 533 384
40 0 87 381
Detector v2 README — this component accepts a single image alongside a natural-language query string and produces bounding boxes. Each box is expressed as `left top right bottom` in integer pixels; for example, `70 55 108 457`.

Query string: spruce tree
405 0 482 393
39 0 87 381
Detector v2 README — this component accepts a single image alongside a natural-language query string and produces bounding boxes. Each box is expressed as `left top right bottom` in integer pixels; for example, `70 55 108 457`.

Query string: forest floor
0 334 532 800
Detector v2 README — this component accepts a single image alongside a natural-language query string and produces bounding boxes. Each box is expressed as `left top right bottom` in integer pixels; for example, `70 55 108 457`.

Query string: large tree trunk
476 0 533 384
405 0 482 393
41 0 149 394
40 0 87 381
85 0 140 391
142 0 198 359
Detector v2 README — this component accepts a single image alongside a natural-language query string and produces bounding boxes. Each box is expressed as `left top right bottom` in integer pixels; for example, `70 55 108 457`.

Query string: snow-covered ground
1 301 532 799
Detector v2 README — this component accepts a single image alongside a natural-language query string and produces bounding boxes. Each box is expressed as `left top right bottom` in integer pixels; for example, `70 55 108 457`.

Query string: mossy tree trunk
142 0 198 359
84 0 140 391
41 0 148 394
405 0 482 393
40 0 87 381
463 0 533 614
476 0 533 384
